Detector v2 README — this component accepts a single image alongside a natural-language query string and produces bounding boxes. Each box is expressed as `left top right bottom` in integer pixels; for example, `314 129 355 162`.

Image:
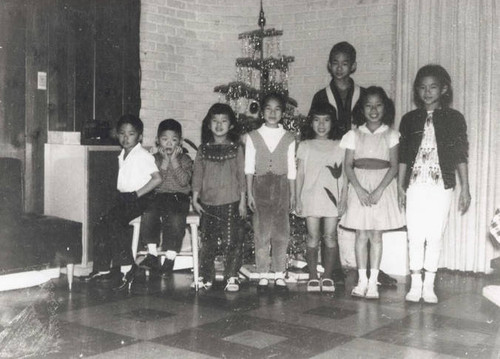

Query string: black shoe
159 259 175 278
81 270 114 283
139 254 160 270
113 265 138 292
332 269 346 286
378 270 397 287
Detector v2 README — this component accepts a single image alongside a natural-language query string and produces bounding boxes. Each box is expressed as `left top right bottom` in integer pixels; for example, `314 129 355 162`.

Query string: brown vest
249 130 295 176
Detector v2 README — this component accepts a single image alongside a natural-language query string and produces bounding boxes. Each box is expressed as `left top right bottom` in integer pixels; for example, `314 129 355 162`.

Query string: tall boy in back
309 41 365 137
82 115 162 291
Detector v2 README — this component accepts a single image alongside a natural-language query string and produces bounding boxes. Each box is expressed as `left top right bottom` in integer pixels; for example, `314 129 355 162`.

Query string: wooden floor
0 269 499 358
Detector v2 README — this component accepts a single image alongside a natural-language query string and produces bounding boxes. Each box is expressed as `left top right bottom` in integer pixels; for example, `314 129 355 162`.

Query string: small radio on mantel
81 119 117 145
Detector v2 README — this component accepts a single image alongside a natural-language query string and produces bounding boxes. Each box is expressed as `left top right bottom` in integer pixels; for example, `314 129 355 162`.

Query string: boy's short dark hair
328 41 357 64
157 118 182 138
116 114 144 135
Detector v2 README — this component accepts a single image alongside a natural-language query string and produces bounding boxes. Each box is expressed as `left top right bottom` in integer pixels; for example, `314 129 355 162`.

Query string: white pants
406 184 453 272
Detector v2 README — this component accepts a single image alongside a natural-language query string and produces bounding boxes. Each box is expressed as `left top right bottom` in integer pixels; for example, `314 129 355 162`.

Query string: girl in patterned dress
192 104 247 291
341 86 405 299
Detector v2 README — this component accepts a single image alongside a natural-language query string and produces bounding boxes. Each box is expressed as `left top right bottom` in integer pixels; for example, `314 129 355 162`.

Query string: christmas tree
214 1 306 135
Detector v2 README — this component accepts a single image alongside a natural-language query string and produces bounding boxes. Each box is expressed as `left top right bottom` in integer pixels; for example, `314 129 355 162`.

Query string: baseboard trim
0 268 60 291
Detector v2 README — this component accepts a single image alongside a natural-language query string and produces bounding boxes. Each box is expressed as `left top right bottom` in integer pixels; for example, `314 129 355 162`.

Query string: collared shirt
340 124 399 159
244 124 296 180
117 143 159 192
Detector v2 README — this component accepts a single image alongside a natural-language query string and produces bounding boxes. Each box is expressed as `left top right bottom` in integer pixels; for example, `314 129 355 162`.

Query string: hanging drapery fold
395 0 500 272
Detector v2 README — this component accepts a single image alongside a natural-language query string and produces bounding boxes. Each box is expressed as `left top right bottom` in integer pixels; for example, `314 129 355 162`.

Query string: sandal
320 278 335 293
190 277 212 290
307 279 321 292
225 277 240 292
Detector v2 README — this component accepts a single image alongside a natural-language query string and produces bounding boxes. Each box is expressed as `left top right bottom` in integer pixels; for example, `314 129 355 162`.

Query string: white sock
147 243 158 256
424 271 436 288
410 272 422 288
120 265 132 275
166 250 177 261
358 269 368 283
369 269 379 284
98 271 110 275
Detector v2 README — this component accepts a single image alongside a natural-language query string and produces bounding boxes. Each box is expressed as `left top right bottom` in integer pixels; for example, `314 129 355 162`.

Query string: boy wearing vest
309 41 365 137
245 93 296 291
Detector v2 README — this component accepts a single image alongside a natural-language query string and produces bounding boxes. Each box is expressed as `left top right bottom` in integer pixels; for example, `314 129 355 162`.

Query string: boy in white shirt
82 115 161 291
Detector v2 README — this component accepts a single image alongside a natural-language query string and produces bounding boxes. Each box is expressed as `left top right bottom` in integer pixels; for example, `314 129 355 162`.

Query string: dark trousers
140 192 190 252
199 201 244 282
253 174 290 273
92 192 153 272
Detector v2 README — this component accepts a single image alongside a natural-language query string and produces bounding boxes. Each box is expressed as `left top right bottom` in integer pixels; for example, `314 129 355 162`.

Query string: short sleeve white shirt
339 124 399 150
117 143 159 192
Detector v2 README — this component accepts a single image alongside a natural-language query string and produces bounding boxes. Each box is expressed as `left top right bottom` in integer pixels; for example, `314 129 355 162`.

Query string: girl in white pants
398 65 470 304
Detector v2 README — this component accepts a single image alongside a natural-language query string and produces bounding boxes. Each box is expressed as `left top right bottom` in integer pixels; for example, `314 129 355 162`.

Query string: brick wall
139 0 397 147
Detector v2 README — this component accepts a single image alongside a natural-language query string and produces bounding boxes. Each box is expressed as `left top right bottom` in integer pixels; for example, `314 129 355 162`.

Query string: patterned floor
0 270 499 358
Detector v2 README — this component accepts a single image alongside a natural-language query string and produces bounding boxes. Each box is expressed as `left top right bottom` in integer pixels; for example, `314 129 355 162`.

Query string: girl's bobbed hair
352 86 395 127
201 103 240 144
302 103 342 141
413 64 453 108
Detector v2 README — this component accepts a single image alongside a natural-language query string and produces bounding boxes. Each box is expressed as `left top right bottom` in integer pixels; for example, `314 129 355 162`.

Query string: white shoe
365 283 379 299
405 287 422 302
351 281 368 298
258 278 269 286
422 271 438 303
405 273 423 302
190 277 212 290
257 277 269 291
422 286 438 303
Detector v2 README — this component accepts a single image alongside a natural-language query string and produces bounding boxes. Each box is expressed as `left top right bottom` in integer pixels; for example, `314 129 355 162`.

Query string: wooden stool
130 212 201 290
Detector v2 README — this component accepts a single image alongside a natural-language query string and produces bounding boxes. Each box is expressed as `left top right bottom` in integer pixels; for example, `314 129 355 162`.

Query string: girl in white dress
340 86 405 299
